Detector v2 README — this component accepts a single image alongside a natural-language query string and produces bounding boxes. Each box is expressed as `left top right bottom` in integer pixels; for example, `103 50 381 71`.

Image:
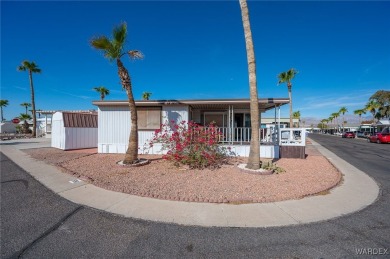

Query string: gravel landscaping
22 143 341 204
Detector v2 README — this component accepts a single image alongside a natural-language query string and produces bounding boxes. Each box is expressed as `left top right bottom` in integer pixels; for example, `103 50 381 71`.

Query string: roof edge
92 98 290 106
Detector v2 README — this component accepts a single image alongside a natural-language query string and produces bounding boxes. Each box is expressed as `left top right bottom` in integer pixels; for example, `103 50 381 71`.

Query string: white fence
201 126 306 146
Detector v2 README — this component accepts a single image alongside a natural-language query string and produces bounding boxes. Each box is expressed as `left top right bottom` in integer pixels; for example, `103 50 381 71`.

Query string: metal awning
92 98 289 112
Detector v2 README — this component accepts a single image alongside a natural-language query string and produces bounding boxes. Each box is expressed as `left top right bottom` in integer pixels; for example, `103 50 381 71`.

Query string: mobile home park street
1 135 389 258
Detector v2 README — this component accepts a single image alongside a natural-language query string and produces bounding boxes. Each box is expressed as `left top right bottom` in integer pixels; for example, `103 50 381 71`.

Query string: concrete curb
0 138 380 228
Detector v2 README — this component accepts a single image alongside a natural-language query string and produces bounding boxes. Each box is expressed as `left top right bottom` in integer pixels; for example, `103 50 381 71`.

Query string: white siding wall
51 112 97 150
225 145 279 158
51 112 65 149
64 127 98 150
97 105 280 158
0 122 17 133
162 105 189 125
98 105 190 154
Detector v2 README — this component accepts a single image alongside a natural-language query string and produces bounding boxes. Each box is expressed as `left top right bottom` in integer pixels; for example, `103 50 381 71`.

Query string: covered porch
93 98 306 158
185 98 298 144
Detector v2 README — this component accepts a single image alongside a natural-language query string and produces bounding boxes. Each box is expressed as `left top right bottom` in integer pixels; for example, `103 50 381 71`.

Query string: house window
203 112 226 127
137 108 161 130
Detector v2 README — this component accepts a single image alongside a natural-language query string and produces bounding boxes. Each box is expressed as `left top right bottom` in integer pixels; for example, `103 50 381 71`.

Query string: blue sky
1 1 389 122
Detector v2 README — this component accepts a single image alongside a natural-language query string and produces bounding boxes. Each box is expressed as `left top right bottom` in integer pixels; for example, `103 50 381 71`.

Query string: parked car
356 131 367 138
342 131 355 138
367 131 390 144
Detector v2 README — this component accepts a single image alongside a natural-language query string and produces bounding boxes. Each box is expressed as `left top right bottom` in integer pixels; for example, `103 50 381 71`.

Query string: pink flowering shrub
149 121 235 169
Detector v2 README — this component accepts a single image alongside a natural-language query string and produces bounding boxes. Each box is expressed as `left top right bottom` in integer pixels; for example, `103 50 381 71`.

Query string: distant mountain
300 115 373 127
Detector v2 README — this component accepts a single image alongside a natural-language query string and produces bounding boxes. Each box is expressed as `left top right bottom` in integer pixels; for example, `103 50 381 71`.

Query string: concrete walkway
0 138 379 228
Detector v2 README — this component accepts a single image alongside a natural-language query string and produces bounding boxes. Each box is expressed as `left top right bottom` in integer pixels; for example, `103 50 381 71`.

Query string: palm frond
128 50 144 60
91 36 119 60
91 36 112 50
17 65 27 71
113 22 127 46
287 68 298 78
0 100 9 106
17 60 41 73
30 62 41 73
19 113 32 120
277 72 287 84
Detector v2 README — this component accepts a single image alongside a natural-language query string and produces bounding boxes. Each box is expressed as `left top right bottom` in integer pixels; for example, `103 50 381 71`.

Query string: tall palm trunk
240 0 260 170
117 59 138 164
29 71 37 137
288 85 292 128
1 107 3 122
101 93 104 101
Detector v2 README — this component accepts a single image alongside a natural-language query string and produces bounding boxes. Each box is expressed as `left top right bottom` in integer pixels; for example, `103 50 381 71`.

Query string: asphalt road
1 136 389 258
309 133 390 182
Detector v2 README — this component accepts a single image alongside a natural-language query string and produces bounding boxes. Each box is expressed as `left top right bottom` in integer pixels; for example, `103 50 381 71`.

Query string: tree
19 113 32 134
331 112 340 133
328 115 334 132
17 60 41 137
369 90 390 118
0 99 9 122
320 119 327 131
142 92 152 100
365 100 381 123
339 106 348 132
278 68 298 128
93 86 110 100
239 0 260 170
20 102 31 114
292 110 301 127
353 109 366 125
325 118 330 132
91 22 143 164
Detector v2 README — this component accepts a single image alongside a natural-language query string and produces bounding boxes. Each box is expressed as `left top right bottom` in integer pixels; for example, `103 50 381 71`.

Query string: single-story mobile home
93 98 306 159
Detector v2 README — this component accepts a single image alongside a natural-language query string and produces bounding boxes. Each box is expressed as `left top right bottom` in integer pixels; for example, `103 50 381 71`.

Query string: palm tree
292 110 301 127
365 100 381 123
19 113 32 134
239 0 260 170
93 86 110 100
20 102 31 114
339 106 348 133
17 60 41 137
0 99 9 122
277 68 298 128
142 92 152 100
320 119 327 132
325 118 330 133
331 112 340 133
91 22 143 164
353 109 366 125
328 116 334 132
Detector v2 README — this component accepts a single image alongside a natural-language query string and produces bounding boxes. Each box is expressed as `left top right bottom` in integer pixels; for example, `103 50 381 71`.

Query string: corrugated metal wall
63 112 98 128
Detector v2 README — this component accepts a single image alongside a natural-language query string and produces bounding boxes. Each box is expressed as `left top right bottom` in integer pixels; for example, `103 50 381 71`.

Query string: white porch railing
202 126 306 146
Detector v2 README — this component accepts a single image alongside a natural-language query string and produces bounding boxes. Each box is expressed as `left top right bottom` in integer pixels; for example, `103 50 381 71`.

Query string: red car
367 131 390 144
342 131 355 138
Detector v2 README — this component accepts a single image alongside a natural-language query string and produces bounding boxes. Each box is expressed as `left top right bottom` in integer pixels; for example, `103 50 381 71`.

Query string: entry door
234 114 244 127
